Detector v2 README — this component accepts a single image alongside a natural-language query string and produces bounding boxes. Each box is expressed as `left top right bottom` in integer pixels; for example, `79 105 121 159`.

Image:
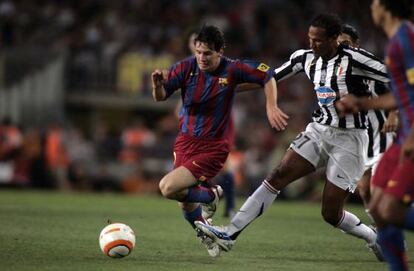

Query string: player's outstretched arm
264 78 289 131
151 69 168 101
336 92 398 117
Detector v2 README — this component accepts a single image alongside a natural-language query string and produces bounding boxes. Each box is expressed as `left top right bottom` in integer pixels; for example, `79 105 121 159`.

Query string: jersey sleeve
274 49 306 82
231 60 273 86
163 60 188 99
349 48 390 84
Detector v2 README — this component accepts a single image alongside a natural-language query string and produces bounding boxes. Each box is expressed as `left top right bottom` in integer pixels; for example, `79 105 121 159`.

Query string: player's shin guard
377 225 409 271
227 180 279 239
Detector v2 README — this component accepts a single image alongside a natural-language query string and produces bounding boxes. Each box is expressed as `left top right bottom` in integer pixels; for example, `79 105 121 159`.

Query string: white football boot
201 185 223 219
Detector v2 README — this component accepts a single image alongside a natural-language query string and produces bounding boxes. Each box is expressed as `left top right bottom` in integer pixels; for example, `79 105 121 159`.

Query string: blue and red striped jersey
386 21 414 144
164 56 272 140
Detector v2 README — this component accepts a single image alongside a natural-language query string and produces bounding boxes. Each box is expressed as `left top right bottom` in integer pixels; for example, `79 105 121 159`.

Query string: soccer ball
99 223 136 258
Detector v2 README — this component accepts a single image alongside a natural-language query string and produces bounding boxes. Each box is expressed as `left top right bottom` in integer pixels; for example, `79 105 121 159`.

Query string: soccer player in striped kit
337 1 414 270
338 24 398 224
196 14 387 261
152 24 288 257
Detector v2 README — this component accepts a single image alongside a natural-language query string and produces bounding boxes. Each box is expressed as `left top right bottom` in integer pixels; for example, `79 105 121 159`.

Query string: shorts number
292 133 311 149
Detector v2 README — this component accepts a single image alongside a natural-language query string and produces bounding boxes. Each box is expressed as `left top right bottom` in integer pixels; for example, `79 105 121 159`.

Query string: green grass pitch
0 190 412 271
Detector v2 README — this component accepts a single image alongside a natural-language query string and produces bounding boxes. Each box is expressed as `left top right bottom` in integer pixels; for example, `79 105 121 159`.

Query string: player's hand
335 95 359 118
400 135 414 162
151 69 167 89
381 110 399 133
266 105 289 131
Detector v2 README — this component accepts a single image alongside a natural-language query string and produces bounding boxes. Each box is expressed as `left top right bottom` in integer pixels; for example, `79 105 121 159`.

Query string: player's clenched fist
151 69 167 89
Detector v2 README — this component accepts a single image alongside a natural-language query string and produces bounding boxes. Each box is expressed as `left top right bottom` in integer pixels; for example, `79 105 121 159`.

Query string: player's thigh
377 193 408 226
159 166 198 194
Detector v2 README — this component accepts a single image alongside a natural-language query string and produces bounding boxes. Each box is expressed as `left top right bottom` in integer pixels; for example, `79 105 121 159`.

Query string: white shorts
364 153 383 176
290 122 368 192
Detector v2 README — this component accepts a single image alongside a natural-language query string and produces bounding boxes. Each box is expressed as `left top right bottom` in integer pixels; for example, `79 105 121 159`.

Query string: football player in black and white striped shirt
195 14 387 261
338 24 398 224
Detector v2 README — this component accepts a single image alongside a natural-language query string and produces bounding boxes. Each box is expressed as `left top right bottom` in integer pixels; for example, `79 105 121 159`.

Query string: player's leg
321 181 383 261
195 124 320 251
374 193 409 271
159 167 222 257
159 166 206 201
322 181 376 240
374 158 414 270
229 149 315 238
196 147 315 246
357 168 374 223
214 170 235 217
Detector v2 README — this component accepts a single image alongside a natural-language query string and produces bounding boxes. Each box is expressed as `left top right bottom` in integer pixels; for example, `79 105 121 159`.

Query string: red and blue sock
183 205 205 228
377 225 409 271
184 185 215 203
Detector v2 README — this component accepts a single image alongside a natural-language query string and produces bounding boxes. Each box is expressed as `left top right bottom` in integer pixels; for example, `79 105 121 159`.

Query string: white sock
227 180 279 237
337 211 376 244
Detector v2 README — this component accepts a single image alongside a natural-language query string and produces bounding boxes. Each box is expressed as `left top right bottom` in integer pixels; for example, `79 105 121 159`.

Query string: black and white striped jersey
274 44 390 129
366 81 395 158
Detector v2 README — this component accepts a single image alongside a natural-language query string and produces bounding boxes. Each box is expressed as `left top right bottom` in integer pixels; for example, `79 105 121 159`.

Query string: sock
227 180 279 239
184 185 215 203
183 205 205 229
377 225 409 271
403 207 414 230
218 172 235 216
337 211 376 243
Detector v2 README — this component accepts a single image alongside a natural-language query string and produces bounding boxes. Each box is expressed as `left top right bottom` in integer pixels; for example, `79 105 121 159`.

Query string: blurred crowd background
0 0 388 200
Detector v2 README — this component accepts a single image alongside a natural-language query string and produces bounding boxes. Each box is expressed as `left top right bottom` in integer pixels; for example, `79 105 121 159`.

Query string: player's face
371 0 385 26
194 41 222 72
337 33 359 47
308 26 338 59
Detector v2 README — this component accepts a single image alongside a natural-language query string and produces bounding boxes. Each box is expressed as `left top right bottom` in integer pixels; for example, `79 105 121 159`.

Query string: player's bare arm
235 83 261 92
336 92 397 117
264 78 289 131
381 109 399 133
151 69 168 101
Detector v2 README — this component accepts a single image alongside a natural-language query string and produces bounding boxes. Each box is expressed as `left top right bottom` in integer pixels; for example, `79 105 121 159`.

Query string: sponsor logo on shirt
316 86 337 105
257 63 270 72
406 67 414 85
219 78 228 86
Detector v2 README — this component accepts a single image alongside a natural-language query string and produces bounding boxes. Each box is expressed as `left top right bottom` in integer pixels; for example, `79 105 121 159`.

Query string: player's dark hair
341 24 360 42
310 14 342 38
379 0 413 19
194 24 225 52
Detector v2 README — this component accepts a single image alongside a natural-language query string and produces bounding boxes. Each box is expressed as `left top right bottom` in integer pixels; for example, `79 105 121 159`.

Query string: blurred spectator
0 117 22 185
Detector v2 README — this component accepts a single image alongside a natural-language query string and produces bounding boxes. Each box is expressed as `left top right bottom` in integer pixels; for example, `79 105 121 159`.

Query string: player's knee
159 179 176 199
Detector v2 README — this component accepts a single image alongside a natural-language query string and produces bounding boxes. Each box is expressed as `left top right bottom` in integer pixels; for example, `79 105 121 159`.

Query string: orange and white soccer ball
99 223 136 258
